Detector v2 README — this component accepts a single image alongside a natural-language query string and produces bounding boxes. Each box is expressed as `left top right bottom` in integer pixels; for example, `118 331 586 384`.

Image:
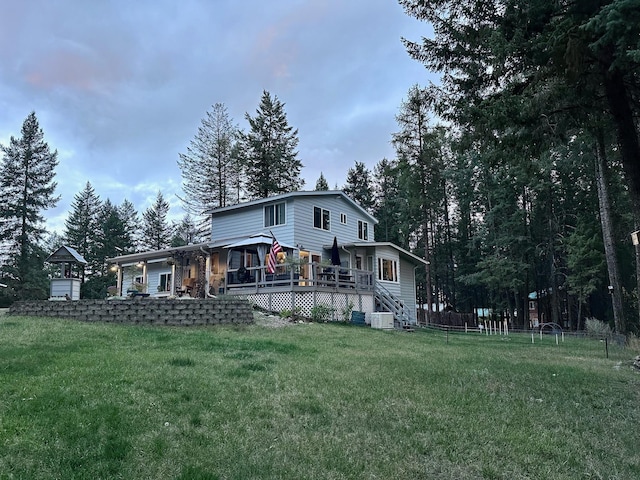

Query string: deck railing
225 262 374 293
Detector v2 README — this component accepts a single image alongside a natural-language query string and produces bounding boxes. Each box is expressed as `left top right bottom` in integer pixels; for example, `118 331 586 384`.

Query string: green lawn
1 316 638 480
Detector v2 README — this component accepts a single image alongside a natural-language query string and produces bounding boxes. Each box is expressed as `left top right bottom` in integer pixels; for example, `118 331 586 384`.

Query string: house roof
46 245 88 265
206 190 379 224
330 241 429 266
106 242 211 265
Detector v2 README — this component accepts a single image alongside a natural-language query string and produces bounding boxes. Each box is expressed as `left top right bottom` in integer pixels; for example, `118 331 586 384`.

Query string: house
107 191 427 325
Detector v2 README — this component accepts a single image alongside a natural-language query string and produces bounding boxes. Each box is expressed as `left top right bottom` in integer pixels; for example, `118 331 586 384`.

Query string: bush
585 317 613 338
310 304 333 322
627 333 640 353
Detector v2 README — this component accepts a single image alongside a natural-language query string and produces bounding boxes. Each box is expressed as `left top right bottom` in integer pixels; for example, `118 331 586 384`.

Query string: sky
0 0 436 234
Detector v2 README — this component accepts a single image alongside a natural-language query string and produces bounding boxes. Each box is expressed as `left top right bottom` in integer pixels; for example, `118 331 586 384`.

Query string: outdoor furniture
179 277 196 296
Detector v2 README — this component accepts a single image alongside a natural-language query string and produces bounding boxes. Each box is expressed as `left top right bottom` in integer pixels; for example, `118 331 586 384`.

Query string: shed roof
46 245 88 265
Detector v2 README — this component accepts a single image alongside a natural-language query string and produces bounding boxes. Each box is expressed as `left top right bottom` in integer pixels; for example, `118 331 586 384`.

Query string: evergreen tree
178 103 242 231
372 158 406 246
81 199 128 298
141 191 172 251
0 112 59 299
343 161 374 213
170 214 200 247
242 91 304 199
314 172 329 191
118 198 139 253
400 0 640 214
63 181 101 280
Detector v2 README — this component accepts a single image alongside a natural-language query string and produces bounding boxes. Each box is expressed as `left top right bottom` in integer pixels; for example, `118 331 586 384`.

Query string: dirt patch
253 310 298 328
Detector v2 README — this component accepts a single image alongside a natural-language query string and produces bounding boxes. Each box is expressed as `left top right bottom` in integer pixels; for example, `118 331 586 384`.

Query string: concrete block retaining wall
8 298 254 326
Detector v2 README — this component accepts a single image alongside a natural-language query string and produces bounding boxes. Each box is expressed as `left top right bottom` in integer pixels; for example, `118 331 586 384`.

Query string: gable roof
206 190 378 224
46 245 88 265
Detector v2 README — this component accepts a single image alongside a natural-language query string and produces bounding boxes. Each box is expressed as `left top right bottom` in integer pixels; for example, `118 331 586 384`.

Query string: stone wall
8 297 254 326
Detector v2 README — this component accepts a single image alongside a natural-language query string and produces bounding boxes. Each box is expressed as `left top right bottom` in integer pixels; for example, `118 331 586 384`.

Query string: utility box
370 312 394 330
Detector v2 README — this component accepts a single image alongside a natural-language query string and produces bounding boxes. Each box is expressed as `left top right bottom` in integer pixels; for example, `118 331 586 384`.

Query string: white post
556 334 559 345
532 332 534 344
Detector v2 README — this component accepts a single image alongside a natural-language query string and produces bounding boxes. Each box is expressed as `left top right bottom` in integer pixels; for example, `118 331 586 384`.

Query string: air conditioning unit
370 312 394 330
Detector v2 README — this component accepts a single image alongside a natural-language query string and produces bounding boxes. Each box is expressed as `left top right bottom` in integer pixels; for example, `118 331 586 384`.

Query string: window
264 202 286 227
313 206 330 230
529 301 536 311
358 220 369 240
377 258 398 282
159 273 172 292
340 213 347 224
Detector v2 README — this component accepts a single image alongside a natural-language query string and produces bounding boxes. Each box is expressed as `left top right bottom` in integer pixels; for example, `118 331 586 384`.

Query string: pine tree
170 214 200 247
118 198 139 253
372 158 406 246
343 161 374 212
0 112 59 299
64 181 101 280
242 91 304 199
315 172 329 191
80 199 129 298
178 103 242 231
141 191 172 251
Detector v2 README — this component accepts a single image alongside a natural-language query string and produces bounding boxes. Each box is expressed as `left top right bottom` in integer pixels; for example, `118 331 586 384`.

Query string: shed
46 245 87 300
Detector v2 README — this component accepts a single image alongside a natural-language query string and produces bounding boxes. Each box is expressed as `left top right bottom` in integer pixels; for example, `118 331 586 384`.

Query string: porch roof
106 242 211 266
329 241 429 266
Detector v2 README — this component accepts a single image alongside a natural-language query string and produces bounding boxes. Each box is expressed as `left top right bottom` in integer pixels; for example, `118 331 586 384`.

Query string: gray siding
399 257 417 316
210 193 376 265
291 195 375 262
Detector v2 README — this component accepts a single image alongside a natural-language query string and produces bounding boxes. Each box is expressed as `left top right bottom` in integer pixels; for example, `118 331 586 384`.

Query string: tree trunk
604 69 640 220
595 133 625 333
424 220 432 324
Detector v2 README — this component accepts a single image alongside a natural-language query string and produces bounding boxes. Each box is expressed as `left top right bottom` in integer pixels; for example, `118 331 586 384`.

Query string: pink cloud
23 44 129 94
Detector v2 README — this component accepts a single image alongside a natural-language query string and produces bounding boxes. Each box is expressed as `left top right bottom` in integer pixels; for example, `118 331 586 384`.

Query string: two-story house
108 191 427 325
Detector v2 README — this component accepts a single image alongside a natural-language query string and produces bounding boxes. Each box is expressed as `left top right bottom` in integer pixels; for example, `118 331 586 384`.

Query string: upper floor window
340 213 347 224
264 202 286 227
313 206 330 230
358 220 369 240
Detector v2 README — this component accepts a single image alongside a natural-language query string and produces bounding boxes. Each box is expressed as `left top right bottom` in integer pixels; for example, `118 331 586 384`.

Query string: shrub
585 317 613 338
341 301 354 323
627 333 640 353
310 304 333 322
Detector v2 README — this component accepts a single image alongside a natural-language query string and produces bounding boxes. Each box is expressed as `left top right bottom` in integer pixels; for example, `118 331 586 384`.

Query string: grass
0 316 639 480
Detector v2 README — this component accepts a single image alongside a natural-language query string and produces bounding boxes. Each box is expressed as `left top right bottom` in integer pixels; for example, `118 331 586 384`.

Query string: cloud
2 0 435 236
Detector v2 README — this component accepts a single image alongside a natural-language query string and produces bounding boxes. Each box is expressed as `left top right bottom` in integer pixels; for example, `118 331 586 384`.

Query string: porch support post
170 263 176 296
116 266 122 296
205 254 211 296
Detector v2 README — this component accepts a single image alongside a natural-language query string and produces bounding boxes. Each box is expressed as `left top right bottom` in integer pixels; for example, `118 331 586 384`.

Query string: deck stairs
374 283 413 328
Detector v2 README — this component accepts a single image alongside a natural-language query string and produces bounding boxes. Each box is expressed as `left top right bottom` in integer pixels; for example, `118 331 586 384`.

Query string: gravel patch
252 310 299 328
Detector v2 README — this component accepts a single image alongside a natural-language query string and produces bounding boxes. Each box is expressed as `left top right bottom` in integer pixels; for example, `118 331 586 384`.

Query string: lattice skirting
246 291 374 321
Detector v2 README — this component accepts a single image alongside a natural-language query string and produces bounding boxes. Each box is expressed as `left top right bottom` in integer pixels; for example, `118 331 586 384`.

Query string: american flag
267 236 282 274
